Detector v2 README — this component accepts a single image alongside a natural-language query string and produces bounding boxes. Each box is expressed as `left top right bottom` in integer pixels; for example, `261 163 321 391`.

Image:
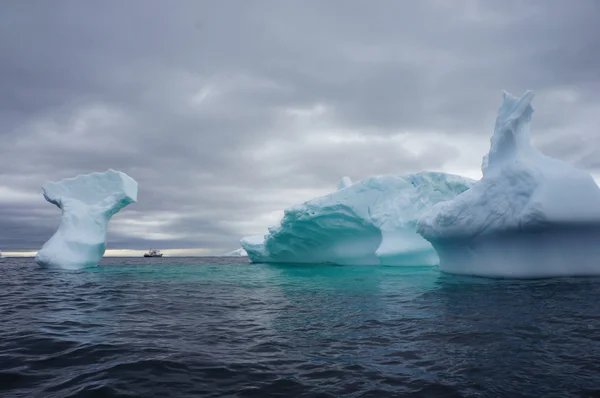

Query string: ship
143 249 163 258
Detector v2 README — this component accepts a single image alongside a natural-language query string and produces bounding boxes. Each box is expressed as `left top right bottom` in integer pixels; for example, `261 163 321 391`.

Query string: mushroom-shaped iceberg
35 169 138 269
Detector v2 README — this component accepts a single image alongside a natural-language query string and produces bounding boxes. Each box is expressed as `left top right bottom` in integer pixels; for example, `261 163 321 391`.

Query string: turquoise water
3 257 600 397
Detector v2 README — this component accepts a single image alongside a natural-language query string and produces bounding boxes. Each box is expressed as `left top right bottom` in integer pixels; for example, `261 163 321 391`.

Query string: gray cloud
1 0 599 253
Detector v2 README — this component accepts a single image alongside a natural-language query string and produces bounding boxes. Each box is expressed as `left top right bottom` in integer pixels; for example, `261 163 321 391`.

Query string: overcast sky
1 0 599 255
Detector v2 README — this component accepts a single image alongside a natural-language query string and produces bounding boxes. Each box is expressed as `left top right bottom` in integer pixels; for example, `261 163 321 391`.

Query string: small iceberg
222 248 248 257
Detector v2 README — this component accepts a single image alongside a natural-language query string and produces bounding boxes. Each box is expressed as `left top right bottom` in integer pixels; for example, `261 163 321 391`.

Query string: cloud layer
1 0 599 253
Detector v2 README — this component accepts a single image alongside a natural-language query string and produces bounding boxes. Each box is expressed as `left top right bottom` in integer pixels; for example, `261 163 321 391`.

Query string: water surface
2 257 600 397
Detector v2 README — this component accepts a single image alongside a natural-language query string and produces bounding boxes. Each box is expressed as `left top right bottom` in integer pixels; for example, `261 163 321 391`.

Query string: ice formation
417 90 600 278
35 169 138 269
337 176 353 190
222 248 248 257
241 172 473 265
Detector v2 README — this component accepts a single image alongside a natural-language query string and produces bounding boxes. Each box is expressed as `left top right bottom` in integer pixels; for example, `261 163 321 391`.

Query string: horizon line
1 248 236 257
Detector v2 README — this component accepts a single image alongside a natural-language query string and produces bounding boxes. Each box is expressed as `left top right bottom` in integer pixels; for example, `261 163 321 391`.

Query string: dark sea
2 257 600 397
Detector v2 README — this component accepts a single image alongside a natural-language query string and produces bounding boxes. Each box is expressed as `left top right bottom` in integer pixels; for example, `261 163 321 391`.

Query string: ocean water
2 257 600 397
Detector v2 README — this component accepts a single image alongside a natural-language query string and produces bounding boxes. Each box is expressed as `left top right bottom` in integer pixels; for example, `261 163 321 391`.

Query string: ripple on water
2 257 600 397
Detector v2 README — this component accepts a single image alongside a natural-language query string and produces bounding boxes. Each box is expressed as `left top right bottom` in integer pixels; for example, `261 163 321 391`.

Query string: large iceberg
241 172 474 265
36 169 138 269
417 90 600 278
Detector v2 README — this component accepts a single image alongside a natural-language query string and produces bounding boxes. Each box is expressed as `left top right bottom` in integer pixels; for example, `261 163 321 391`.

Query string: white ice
35 169 138 269
222 248 248 257
417 90 600 278
241 172 473 265
337 176 353 190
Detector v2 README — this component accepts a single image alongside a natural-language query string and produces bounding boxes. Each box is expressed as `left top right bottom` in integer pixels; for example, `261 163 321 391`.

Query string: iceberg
417 90 600 278
222 248 248 257
35 169 138 269
240 234 269 260
241 172 474 265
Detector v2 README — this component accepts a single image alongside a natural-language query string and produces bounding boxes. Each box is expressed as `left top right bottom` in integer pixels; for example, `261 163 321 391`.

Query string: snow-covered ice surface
241 172 473 265
222 248 248 257
337 176 353 190
35 170 138 269
418 90 600 278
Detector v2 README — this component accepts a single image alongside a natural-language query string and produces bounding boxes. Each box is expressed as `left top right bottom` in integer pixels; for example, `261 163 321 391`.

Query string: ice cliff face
417 91 600 278
241 172 474 265
35 169 138 269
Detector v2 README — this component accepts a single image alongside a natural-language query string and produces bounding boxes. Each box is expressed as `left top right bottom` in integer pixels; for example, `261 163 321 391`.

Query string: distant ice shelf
417 90 600 278
35 169 138 270
241 172 474 266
